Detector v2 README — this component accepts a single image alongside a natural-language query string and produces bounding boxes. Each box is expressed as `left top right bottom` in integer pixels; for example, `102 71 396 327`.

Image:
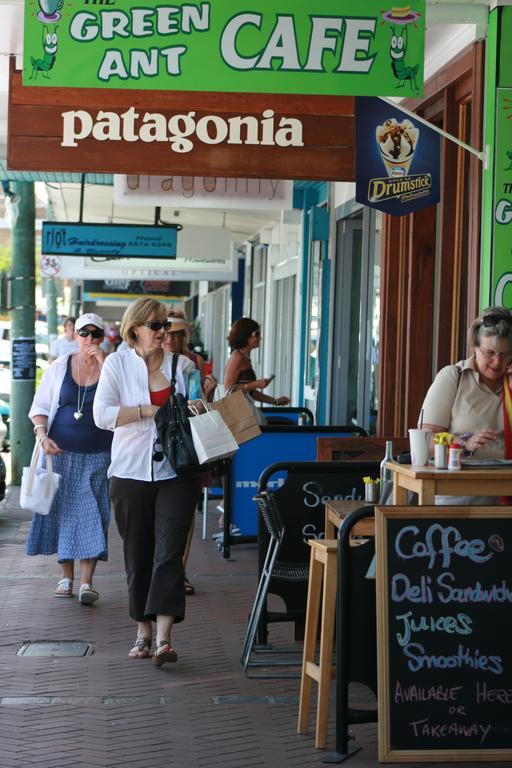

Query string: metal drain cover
17 641 95 657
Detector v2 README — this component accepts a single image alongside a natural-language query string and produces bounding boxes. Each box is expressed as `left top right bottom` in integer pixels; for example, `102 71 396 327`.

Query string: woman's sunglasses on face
165 329 185 338
142 321 172 332
251 330 261 338
77 328 103 339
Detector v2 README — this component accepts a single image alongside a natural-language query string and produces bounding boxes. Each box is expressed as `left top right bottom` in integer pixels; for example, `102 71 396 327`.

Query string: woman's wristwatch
459 432 474 456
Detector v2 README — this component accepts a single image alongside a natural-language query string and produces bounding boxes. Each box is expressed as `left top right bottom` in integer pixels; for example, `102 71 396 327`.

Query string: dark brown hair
227 317 260 350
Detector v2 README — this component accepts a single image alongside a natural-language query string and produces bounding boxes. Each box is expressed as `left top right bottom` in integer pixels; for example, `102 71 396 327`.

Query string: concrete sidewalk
0 483 488 768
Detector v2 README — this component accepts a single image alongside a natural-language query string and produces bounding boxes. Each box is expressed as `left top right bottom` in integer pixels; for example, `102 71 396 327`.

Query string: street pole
46 276 58 339
10 181 36 484
45 200 58 346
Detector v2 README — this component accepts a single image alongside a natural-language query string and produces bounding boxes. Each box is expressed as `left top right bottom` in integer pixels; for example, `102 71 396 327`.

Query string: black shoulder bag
154 353 200 476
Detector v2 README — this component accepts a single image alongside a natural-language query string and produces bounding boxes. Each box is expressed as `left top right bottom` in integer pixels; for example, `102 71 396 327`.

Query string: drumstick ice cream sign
355 96 440 216
23 0 425 96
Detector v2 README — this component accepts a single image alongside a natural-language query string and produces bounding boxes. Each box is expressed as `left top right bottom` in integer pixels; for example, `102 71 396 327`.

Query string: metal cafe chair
240 490 309 678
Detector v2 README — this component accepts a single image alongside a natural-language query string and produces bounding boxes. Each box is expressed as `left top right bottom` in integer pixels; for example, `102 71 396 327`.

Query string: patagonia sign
355 96 439 216
60 107 303 153
23 0 425 96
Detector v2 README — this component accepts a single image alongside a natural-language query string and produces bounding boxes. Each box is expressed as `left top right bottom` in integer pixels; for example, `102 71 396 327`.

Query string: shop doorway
331 207 381 433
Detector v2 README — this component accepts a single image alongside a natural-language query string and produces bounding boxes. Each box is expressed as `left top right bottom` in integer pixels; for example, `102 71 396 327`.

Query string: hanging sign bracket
378 96 489 169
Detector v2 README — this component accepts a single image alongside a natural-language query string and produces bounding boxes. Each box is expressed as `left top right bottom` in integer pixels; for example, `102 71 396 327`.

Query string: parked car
0 397 8 453
0 320 50 362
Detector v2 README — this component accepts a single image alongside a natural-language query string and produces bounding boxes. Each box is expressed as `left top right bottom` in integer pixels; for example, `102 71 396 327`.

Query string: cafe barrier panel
222 425 367 559
252 460 379 652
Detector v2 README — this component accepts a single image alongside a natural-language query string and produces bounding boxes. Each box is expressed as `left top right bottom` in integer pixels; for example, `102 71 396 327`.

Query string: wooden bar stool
297 538 337 749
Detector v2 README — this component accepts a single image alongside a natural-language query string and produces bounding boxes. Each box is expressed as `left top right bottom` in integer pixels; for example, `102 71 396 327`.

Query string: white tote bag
20 441 61 516
188 404 239 465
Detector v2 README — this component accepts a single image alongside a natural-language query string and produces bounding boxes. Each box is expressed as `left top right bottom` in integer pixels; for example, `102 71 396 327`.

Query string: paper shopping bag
210 390 262 445
20 442 61 515
189 408 239 465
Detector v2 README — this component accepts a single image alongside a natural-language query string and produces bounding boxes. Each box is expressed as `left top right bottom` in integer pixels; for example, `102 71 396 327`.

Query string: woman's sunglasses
142 321 172 332
77 328 103 339
481 314 512 328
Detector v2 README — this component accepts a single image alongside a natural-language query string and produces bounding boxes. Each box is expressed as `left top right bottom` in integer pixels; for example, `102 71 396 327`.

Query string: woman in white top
94 298 196 666
28 313 111 604
49 316 78 362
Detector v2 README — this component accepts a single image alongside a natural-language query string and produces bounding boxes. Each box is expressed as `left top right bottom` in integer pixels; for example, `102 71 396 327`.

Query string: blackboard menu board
376 506 512 762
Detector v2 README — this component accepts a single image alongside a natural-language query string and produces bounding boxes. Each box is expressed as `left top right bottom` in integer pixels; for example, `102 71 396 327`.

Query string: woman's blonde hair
120 297 167 347
467 306 512 351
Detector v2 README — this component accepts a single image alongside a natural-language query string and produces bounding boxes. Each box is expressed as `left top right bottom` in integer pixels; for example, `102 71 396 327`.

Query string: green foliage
0 244 42 286
0 246 11 273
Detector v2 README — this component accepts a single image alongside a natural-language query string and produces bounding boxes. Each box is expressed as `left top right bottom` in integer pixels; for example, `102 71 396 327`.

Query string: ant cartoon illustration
389 25 419 92
30 25 58 80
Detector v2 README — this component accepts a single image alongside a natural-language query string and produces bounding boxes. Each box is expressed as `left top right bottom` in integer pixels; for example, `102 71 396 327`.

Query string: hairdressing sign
42 222 178 258
355 96 439 216
23 0 425 96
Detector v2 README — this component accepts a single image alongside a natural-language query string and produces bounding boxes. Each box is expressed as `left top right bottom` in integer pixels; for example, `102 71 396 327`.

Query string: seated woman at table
420 306 512 503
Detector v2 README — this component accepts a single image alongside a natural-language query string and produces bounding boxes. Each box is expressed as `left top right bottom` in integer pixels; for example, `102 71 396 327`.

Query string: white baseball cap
75 312 104 331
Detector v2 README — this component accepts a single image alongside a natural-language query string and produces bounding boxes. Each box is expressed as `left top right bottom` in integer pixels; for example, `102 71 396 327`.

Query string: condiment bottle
448 441 462 471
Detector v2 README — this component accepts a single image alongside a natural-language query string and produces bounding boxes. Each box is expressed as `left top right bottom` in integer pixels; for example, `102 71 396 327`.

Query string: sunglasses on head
481 313 512 328
142 321 172 332
77 328 103 339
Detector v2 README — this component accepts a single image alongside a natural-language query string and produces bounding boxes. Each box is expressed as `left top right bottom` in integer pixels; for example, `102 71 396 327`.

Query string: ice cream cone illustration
376 118 419 177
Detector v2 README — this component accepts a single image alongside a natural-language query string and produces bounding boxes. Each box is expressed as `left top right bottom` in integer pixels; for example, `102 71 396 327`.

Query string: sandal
54 578 73 598
152 641 178 667
128 637 151 659
184 577 195 596
79 583 99 605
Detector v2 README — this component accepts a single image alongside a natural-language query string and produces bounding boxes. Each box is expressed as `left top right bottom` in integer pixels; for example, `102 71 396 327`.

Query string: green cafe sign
492 87 512 306
23 0 425 96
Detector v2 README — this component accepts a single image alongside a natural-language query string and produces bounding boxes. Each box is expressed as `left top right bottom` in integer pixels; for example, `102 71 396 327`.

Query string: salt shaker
448 441 462 471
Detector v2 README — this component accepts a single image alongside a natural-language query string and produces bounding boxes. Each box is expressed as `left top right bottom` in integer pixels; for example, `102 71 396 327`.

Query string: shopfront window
306 242 322 394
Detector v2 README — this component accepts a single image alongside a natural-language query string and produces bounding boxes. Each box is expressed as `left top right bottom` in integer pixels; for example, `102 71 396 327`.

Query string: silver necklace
74 357 96 421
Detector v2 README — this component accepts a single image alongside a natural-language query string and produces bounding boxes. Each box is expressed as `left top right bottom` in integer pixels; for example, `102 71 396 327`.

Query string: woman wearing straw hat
164 309 217 400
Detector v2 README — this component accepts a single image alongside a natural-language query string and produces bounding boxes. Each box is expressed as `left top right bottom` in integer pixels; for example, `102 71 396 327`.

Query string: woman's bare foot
128 637 151 659
152 641 178 667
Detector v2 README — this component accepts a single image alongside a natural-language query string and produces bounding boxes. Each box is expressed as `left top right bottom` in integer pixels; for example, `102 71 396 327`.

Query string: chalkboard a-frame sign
376 506 512 763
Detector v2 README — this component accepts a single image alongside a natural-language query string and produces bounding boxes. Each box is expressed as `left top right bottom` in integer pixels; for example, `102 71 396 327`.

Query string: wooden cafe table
387 461 512 504
324 499 376 538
